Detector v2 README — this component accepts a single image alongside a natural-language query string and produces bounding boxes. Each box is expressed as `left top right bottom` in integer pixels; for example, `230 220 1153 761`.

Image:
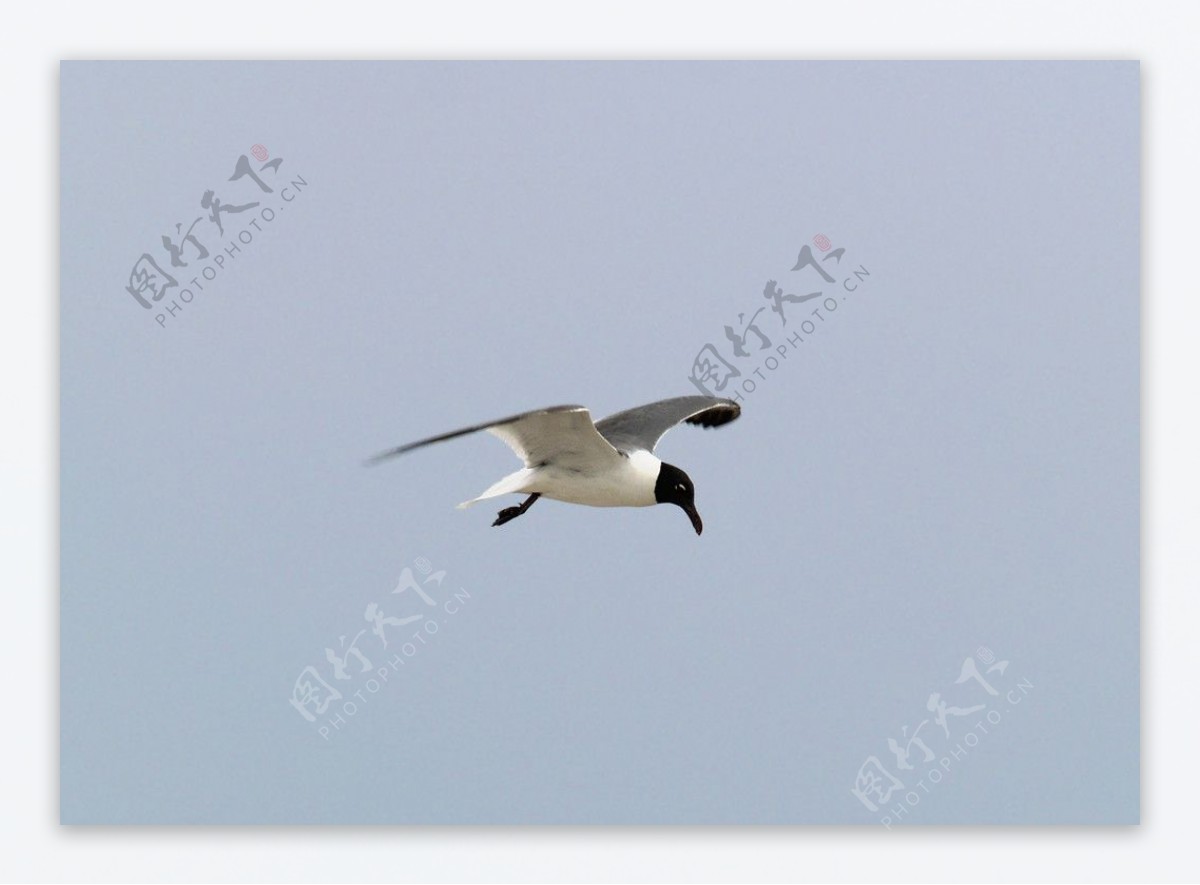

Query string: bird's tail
456 468 535 509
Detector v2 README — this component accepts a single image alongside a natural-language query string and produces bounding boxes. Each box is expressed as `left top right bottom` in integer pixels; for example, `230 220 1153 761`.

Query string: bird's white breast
532 448 660 508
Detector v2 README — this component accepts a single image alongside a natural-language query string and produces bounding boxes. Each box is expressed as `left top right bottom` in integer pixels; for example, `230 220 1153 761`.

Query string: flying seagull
367 395 741 534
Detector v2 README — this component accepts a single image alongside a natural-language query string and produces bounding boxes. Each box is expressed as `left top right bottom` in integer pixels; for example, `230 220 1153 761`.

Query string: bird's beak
684 503 703 535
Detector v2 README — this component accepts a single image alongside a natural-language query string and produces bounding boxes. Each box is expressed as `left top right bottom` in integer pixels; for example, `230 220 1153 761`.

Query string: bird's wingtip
686 399 742 429
364 444 412 467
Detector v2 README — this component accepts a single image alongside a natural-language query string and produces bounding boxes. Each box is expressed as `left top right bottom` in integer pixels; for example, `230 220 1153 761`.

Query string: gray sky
61 61 1138 824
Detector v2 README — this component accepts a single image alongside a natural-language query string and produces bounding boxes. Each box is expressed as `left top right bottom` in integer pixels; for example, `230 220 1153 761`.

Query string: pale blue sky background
60 61 1138 824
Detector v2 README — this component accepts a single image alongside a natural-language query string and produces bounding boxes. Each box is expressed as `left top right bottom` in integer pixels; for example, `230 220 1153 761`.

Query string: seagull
367 395 741 534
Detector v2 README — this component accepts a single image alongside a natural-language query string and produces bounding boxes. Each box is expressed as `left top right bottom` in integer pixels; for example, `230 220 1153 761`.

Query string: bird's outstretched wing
366 404 622 471
594 396 741 454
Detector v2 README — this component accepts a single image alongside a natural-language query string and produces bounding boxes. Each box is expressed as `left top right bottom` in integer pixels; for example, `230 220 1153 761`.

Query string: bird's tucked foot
492 506 523 527
491 493 540 527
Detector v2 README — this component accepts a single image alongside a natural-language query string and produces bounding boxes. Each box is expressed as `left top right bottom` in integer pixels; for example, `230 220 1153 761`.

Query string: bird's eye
676 483 686 491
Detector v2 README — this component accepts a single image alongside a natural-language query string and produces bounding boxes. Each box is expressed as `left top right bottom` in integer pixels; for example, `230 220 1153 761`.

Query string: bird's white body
459 448 662 510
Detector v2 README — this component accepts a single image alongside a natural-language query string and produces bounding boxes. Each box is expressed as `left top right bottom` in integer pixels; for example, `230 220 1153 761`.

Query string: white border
4 1 1196 882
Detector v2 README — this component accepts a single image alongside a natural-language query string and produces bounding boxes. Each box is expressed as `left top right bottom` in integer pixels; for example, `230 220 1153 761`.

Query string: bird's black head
654 462 703 535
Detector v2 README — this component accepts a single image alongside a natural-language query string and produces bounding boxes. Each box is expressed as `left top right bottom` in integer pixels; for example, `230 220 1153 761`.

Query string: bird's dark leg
492 493 541 527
